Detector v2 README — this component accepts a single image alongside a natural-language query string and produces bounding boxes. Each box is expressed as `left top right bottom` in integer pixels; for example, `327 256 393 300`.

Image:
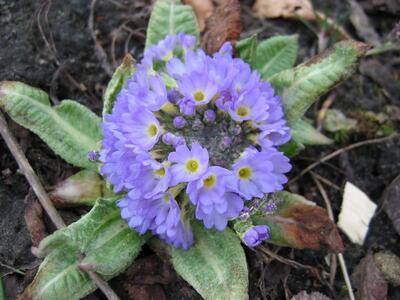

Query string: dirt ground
0 0 399 299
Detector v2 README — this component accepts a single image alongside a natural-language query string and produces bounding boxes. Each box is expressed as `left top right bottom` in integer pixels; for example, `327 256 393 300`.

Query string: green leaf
22 199 147 299
103 54 136 117
255 35 298 80
281 118 332 157
236 34 258 68
252 191 344 253
22 249 96 300
49 170 114 207
0 81 101 170
145 0 199 48
270 41 368 125
171 222 248 300
0 277 4 300
291 119 333 145
279 139 305 157
323 109 357 133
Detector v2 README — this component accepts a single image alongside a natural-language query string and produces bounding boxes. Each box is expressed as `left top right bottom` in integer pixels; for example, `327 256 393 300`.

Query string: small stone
374 251 400 287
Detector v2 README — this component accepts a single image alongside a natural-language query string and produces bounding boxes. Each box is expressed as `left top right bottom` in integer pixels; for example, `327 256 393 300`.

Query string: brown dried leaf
291 291 331 300
253 0 315 21
201 0 241 55
351 254 388 300
253 192 344 253
382 174 400 236
24 191 47 247
183 0 214 32
281 205 344 253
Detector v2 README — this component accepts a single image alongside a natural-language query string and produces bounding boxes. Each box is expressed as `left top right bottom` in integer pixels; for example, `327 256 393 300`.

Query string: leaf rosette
0 1 370 299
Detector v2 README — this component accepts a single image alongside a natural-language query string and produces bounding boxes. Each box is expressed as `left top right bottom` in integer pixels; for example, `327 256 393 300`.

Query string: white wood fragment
338 182 377 245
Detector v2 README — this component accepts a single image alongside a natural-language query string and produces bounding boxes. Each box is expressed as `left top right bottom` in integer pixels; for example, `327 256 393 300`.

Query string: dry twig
0 261 25 276
0 112 65 228
289 134 399 185
86 268 121 300
316 94 335 130
310 171 341 191
258 245 326 284
89 0 113 76
312 174 355 300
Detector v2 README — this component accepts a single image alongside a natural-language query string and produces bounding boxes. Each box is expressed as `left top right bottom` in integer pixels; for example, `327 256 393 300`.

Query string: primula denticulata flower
243 225 270 247
100 34 292 250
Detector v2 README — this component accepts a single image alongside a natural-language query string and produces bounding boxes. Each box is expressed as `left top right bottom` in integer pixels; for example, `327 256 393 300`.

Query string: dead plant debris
201 0 241 54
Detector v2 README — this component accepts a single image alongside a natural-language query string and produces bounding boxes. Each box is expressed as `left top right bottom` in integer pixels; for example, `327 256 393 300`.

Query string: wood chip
338 182 377 245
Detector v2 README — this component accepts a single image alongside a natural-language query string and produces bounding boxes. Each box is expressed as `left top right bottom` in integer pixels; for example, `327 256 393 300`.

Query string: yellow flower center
203 174 217 189
154 167 166 178
147 123 158 138
186 159 199 173
238 166 252 180
193 91 205 102
236 106 250 117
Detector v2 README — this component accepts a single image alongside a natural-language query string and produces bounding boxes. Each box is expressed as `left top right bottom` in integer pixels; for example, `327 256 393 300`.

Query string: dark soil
1 0 399 299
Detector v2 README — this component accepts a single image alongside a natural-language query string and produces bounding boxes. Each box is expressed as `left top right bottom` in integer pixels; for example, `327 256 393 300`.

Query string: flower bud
87 150 99 162
204 109 216 123
173 116 186 129
243 225 270 247
167 89 181 104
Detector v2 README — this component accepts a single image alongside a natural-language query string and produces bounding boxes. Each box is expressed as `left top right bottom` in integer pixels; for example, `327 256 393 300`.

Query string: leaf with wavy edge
21 199 147 300
146 0 199 48
255 34 298 79
21 249 95 300
270 41 369 125
236 34 258 68
0 81 100 170
292 119 333 145
171 222 248 300
102 54 136 117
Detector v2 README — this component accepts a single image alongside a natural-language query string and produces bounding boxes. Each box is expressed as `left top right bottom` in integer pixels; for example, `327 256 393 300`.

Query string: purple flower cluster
100 34 291 249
